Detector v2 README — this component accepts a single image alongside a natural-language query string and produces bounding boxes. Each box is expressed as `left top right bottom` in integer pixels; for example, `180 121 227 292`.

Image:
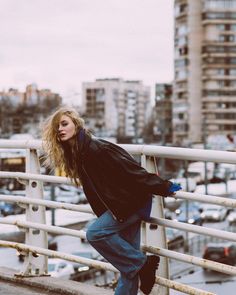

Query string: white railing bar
0 194 94 214
122 144 236 164
1 194 236 242
2 171 236 209
0 240 117 272
0 140 41 149
155 276 215 295
175 191 236 208
1 139 236 164
1 217 235 276
142 244 236 276
150 217 236 242
0 240 215 295
0 218 87 240
0 171 71 185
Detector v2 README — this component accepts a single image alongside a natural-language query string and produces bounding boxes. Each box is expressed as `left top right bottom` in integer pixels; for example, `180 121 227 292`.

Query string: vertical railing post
141 154 169 295
18 148 48 276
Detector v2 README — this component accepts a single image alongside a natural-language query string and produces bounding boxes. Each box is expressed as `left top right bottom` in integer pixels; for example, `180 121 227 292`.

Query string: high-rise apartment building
173 0 236 145
82 78 151 142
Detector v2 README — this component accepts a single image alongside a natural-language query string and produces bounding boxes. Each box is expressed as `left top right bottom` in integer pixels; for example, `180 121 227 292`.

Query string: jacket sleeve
99 145 172 197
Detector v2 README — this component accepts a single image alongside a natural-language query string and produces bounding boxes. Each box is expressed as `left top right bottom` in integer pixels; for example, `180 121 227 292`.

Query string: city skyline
0 0 174 105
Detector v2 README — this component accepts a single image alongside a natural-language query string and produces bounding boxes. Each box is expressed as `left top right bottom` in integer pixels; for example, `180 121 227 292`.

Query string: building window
203 12 236 20
204 0 236 10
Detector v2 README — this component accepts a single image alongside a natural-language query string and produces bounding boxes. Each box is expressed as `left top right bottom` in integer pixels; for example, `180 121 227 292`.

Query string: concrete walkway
0 267 113 295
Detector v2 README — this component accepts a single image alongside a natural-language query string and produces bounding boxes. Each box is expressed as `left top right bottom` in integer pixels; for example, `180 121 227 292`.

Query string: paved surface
0 280 55 295
0 267 113 295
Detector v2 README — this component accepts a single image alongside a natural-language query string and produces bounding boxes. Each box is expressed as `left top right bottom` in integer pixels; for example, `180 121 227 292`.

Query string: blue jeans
86 211 147 295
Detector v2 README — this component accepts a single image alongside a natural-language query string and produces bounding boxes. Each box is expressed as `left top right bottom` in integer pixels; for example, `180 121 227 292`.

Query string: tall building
173 0 236 145
154 84 173 144
82 78 151 142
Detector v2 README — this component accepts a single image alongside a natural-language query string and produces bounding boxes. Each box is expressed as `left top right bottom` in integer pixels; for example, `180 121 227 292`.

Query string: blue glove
168 183 182 193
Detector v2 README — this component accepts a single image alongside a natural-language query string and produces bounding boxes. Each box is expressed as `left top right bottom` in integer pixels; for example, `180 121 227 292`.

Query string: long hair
41 106 85 185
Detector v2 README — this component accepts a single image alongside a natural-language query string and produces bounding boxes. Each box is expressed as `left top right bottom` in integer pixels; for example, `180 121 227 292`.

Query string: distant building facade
173 0 236 145
0 84 62 138
154 83 173 144
82 78 151 142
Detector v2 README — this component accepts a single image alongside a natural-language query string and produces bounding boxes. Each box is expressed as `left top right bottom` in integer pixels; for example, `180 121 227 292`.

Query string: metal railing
1 139 236 295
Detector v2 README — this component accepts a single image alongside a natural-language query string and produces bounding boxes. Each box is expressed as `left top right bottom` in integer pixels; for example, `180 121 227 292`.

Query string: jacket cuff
160 180 173 197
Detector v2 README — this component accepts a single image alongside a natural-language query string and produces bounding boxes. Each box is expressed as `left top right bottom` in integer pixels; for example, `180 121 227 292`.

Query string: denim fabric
86 211 147 295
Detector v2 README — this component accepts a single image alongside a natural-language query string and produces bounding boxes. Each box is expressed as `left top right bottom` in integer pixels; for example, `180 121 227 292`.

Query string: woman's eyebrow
60 120 67 124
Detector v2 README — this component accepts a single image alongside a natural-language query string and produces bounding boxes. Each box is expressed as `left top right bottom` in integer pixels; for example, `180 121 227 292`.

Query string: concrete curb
0 267 113 295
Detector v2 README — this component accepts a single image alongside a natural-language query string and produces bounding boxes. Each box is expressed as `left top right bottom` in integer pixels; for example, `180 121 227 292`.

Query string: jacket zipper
82 166 119 221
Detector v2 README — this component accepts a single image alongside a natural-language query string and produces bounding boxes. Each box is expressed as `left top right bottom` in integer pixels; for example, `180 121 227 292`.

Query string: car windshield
48 264 56 272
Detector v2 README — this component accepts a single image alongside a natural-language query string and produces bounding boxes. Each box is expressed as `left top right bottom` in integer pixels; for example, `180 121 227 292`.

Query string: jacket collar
76 128 91 159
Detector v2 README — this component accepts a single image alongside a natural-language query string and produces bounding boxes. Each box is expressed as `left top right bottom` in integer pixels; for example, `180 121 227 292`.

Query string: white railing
1 140 236 295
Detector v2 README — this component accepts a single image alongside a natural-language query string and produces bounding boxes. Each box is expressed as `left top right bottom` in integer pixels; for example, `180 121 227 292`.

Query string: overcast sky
0 0 174 105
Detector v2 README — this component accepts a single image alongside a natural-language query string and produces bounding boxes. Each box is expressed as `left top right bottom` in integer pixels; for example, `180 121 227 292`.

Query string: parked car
200 205 227 222
174 202 203 226
48 258 74 279
0 188 24 216
55 185 80 204
71 249 102 272
0 201 14 216
227 210 236 226
166 228 184 250
203 242 236 267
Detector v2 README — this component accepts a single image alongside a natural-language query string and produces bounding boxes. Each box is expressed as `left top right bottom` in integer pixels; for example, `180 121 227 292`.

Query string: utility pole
184 160 189 252
203 117 208 195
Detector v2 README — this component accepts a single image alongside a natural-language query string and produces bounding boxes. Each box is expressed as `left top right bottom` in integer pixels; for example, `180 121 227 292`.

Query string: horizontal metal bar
175 191 236 208
0 240 214 295
150 217 236 242
155 276 215 295
0 139 41 150
143 244 236 276
1 217 234 278
0 171 71 184
0 194 93 214
1 139 236 164
2 193 235 243
0 239 117 273
0 218 87 239
122 144 236 164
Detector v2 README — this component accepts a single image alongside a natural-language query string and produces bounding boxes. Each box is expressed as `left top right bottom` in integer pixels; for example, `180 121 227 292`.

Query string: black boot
139 255 160 294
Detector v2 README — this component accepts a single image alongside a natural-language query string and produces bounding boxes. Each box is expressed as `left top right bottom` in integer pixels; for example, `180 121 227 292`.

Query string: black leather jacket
78 132 172 222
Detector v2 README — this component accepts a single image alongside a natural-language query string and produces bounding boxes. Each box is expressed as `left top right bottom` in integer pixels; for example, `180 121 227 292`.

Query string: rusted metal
1 139 236 294
155 276 215 295
0 240 215 294
142 245 236 276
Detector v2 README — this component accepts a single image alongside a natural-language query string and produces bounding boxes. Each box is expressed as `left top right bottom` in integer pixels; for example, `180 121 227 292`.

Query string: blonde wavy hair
41 107 85 185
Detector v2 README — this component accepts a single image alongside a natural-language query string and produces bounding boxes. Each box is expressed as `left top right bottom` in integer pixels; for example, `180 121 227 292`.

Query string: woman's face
58 115 76 142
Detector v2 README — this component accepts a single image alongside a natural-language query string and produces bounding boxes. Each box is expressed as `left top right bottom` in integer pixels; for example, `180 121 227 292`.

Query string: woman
42 107 181 295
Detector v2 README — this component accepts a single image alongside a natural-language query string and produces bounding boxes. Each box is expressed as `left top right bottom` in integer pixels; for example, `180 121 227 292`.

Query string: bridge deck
0 267 113 295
